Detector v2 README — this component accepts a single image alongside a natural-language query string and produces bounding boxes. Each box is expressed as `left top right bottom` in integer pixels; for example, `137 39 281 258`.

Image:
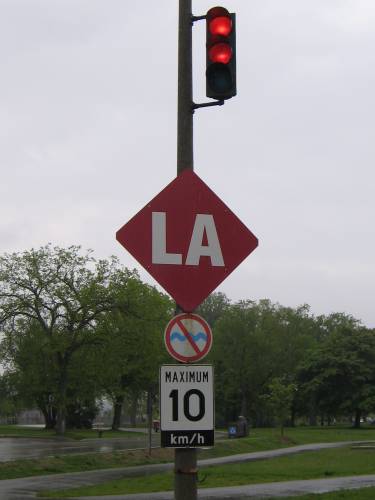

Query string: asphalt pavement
0 428 228 462
0 430 161 462
1 440 375 499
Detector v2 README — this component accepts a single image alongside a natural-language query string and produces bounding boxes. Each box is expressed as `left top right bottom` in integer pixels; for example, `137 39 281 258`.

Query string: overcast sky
1 1 374 327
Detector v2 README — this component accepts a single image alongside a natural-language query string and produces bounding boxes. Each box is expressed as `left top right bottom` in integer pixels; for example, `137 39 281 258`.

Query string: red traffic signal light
208 42 232 64
208 12 232 37
206 6 236 100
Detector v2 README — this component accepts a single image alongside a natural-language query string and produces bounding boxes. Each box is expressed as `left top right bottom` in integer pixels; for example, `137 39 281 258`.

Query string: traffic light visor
207 6 231 20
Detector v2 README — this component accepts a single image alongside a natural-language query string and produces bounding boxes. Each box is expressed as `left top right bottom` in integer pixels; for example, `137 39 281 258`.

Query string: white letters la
152 212 224 267
185 214 224 266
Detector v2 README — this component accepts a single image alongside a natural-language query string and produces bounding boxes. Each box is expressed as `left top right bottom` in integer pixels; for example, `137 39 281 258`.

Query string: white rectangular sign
160 364 214 447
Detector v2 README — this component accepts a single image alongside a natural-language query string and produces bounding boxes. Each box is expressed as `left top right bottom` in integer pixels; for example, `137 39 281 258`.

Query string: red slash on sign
164 313 212 363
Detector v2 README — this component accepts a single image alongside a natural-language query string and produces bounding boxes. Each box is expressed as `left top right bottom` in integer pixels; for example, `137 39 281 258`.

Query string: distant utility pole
175 1 197 499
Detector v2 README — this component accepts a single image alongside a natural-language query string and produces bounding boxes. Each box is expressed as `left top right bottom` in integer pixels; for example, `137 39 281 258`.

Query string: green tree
261 377 297 436
298 314 375 427
0 245 137 435
0 372 25 423
213 299 318 427
196 292 230 327
213 300 271 424
267 304 320 425
0 319 59 428
98 279 172 429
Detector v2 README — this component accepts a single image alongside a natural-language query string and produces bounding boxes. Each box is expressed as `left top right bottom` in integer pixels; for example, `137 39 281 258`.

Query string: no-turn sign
164 313 212 363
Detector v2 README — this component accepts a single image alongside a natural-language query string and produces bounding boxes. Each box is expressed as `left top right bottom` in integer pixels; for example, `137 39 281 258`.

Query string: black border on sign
159 364 215 448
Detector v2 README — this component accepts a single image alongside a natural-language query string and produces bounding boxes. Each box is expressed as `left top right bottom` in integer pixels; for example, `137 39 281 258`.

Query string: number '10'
169 389 205 421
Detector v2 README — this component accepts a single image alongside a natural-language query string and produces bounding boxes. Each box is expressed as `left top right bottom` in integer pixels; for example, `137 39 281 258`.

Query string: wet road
0 433 161 462
0 428 227 462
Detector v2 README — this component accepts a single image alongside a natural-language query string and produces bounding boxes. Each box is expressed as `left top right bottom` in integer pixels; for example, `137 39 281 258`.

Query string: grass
0 426 317 480
0 424 142 440
1 425 375 482
40 445 375 497
0 448 174 480
200 425 375 460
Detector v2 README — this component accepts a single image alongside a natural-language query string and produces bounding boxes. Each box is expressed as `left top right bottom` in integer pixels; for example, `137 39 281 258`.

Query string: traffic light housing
206 6 236 100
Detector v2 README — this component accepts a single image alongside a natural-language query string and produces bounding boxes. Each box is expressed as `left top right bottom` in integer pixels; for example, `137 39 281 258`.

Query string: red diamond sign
116 170 258 312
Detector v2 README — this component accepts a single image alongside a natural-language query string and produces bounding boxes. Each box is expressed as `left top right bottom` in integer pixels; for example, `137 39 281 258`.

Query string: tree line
0 245 374 435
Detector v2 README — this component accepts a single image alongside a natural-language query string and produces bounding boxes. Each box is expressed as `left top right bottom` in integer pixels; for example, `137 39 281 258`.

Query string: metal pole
175 1 197 499
175 447 198 500
177 0 193 174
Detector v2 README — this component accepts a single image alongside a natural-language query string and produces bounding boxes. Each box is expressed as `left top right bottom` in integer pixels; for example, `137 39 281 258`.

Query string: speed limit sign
160 365 214 448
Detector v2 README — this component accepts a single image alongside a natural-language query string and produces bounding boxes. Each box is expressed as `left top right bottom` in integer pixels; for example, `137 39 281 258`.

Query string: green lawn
202 425 375 460
2 422 375 444
40 445 375 497
2 425 375 482
0 448 175 481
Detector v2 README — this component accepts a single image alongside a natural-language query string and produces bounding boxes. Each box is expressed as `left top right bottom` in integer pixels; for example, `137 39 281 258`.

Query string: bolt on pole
175 1 198 499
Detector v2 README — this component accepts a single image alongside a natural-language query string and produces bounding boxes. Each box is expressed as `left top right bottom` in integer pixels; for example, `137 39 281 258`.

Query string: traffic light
206 6 236 100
